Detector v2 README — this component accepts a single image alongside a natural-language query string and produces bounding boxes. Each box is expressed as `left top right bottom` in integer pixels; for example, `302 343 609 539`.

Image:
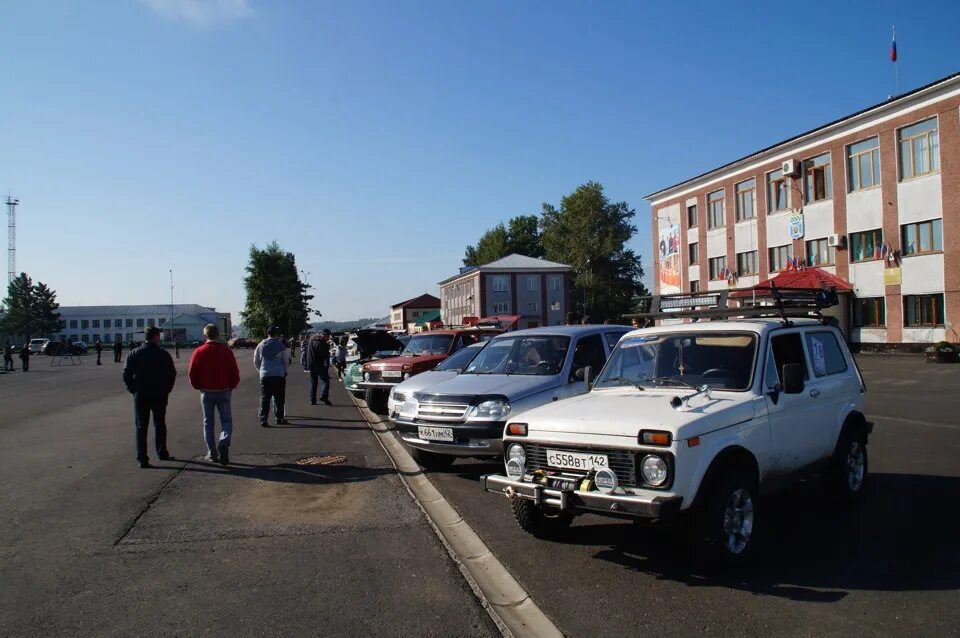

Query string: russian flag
890 28 897 62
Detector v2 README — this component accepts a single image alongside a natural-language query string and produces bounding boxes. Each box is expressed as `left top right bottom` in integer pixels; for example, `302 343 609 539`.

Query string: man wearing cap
254 326 290 426
305 329 332 406
122 326 177 468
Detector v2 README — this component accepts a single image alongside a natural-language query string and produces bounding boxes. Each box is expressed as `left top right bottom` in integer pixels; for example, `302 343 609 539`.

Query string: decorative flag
880 243 888 260
874 243 881 260
890 27 897 62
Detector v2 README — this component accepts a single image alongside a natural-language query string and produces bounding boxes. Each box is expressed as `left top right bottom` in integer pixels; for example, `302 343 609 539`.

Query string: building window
708 256 728 280
805 238 835 266
92 319 100 328
70 320 78 329
898 117 939 180
115 319 122 328
852 298 885 327
904 294 944 327
136 318 144 328
736 250 757 276
528 301 539 313
92 333 100 342
690 280 700 293
688 242 699 265
147 318 156 327
848 137 880 191
707 190 724 229
735 178 756 222
687 204 697 228
80 320 89 329
493 276 508 292
492 302 509 313
81 334 89 343
550 276 561 292
768 244 794 272
767 169 789 212
849 229 882 262
159 318 166 325
126 319 133 328
901 219 942 256
804 153 832 202
527 276 538 291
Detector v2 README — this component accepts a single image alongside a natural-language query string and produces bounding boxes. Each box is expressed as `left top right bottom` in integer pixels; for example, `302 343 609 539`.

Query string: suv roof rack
628 283 839 326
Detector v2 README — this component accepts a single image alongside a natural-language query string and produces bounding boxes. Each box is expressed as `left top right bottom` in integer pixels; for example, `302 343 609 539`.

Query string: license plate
418 426 454 442
383 370 402 378
546 450 609 471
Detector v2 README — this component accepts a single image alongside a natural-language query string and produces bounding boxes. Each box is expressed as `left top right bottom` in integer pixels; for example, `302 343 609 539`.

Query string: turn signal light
507 423 528 436
687 436 701 448
639 430 672 446
402 364 412 371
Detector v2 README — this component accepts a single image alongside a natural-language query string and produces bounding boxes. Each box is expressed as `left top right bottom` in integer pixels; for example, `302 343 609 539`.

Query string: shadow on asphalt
146 458 395 485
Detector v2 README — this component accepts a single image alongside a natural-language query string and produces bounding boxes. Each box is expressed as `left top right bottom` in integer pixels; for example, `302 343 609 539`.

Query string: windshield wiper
645 376 698 390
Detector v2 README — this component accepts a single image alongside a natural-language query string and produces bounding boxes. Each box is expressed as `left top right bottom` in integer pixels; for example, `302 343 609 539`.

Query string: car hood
416 373 558 402
367 353 447 371
392 370 459 395
522 387 758 439
353 330 406 359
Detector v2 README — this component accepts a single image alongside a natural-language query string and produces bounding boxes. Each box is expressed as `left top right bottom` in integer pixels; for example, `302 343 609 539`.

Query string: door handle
809 389 820 398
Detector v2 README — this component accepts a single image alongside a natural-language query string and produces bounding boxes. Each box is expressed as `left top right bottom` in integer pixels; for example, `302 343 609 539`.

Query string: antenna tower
6 195 18 283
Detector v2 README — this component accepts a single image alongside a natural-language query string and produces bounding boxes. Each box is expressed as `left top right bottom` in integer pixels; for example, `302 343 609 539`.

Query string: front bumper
357 381 400 389
394 418 506 457
481 474 683 519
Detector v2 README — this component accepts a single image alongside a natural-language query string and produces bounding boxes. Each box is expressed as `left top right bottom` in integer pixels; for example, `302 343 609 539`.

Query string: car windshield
434 344 481 371
464 335 570 376
594 332 757 391
402 334 454 356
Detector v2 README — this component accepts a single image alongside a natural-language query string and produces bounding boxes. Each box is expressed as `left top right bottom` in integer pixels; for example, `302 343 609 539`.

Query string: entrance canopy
730 268 853 298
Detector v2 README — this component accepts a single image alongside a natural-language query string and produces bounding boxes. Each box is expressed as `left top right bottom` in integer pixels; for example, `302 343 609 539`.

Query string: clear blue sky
2 0 958 321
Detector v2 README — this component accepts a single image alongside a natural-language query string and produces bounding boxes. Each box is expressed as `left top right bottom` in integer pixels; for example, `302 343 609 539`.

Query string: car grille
524 444 638 487
415 402 470 423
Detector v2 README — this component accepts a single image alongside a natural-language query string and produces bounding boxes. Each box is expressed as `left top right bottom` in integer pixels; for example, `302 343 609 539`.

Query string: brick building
645 71 960 345
388 294 441 332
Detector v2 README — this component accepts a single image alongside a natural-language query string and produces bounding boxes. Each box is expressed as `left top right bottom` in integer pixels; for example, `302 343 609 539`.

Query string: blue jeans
201 390 233 455
310 366 330 403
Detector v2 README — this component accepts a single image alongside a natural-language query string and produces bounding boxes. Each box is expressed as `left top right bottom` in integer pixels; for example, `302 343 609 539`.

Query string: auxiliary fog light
403 372 411 380
507 443 526 466
505 458 524 479
641 455 668 486
594 467 618 493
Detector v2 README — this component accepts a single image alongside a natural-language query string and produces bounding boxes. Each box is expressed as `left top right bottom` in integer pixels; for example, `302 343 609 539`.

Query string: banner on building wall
658 224 681 294
788 214 805 240
883 268 902 286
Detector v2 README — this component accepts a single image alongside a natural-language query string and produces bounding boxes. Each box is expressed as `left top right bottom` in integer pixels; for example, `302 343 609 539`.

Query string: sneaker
204 453 219 463
138 459 151 469
277 418 288 425
158 452 172 461
322 399 332 406
217 442 229 466
260 420 270 428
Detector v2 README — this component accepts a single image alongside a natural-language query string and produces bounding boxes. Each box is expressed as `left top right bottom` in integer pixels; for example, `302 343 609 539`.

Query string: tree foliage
462 214 544 266
240 242 314 340
540 181 647 321
0 273 63 339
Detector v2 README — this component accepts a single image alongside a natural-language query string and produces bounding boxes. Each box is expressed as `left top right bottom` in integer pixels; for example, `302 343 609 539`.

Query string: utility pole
169 269 174 343
6 195 19 284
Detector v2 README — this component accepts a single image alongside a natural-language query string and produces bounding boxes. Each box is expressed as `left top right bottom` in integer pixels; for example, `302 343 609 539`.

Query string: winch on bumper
481 473 683 519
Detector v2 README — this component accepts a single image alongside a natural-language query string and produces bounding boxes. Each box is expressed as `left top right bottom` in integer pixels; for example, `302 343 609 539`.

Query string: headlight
640 455 668 486
391 389 406 403
363 372 370 381
507 444 526 466
467 399 511 420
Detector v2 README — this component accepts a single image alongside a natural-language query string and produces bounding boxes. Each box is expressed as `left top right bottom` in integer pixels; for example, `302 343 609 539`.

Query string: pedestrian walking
19 345 30 372
3 340 13 372
299 335 308 369
188 324 240 466
254 326 290 426
306 329 332 405
335 341 346 379
113 339 123 363
122 326 177 468
175 340 180 359
95 338 103 365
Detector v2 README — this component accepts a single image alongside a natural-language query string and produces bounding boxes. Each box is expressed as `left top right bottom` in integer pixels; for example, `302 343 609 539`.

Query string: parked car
482 309 871 566
28 338 49 354
386 342 486 416
70 341 89 354
359 328 502 415
228 338 256 348
41 341 87 355
344 329 407 398
392 325 629 469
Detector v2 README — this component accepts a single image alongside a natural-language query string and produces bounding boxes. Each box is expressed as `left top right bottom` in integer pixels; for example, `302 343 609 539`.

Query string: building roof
391 293 441 310
57 304 218 317
438 253 571 285
644 70 960 202
730 267 853 297
413 309 443 325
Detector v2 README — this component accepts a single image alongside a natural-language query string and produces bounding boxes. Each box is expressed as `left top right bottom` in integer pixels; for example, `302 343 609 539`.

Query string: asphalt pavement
386 354 960 637
0 350 497 637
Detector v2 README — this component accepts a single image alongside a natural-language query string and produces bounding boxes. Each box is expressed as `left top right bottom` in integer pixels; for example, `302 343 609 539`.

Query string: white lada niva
482 304 871 565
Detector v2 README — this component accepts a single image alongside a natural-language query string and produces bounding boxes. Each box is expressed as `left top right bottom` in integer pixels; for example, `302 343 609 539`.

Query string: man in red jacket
188 324 240 466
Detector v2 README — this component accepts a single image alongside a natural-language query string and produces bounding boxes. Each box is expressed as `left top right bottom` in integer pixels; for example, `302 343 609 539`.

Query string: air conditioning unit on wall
827 234 846 248
781 159 799 177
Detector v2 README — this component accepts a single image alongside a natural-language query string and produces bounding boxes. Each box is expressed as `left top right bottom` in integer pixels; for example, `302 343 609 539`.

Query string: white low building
53 304 231 344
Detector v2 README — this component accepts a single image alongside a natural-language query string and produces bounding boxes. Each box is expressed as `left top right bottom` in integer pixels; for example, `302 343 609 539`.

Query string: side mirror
572 367 585 382
781 363 805 394
584 366 593 389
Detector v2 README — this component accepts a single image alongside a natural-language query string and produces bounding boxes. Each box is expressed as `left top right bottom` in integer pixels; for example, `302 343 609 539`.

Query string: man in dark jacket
113 339 123 363
305 330 332 406
19 345 30 372
122 326 177 468
95 338 103 365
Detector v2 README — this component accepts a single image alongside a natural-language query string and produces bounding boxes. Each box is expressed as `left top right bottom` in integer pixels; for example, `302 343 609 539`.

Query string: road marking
873 415 960 431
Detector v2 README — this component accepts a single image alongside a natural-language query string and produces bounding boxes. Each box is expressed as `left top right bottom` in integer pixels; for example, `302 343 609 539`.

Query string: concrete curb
348 393 564 638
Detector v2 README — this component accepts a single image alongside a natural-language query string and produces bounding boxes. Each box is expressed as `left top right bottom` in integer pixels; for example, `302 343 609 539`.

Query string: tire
349 390 365 400
825 428 868 503
510 496 574 539
695 469 758 567
364 388 388 415
410 447 456 470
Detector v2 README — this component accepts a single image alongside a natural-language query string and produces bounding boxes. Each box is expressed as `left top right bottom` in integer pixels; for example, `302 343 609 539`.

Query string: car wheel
696 469 757 566
826 429 868 503
510 496 574 539
410 447 456 470
364 388 388 414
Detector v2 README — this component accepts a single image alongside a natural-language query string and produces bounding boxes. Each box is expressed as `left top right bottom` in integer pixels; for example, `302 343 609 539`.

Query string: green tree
240 242 314 340
540 181 647 321
462 214 544 266
0 273 63 340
